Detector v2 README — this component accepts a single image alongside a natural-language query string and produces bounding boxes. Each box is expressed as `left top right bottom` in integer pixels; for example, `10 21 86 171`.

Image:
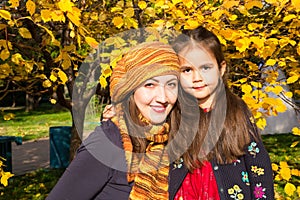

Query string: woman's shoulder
83 120 123 149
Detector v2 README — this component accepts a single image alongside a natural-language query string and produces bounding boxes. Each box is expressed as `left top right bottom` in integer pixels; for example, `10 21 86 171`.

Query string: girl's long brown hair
172 26 260 171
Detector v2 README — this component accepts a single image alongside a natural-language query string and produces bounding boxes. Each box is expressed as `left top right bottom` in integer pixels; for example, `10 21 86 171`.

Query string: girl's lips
192 85 206 90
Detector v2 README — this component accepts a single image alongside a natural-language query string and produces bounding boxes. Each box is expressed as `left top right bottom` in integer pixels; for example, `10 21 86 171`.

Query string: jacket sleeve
244 135 275 199
46 121 126 200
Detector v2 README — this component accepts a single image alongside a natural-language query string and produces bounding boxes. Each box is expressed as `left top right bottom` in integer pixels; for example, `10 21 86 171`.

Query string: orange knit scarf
112 114 170 200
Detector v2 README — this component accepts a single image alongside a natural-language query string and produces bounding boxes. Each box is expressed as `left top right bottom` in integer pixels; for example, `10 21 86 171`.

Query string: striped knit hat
110 42 180 103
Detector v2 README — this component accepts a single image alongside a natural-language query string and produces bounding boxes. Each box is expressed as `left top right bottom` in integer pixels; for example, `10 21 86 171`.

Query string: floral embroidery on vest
241 171 250 186
248 142 260 157
228 185 244 199
253 183 267 199
251 165 265 177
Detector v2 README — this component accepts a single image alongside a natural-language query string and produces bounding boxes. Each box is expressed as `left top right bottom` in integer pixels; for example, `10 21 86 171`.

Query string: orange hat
110 42 180 103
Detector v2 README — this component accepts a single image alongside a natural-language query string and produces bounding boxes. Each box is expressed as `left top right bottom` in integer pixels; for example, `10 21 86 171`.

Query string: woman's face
134 75 178 124
179 47 226 107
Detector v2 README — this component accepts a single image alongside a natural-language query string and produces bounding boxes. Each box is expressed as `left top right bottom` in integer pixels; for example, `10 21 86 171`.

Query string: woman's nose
155 86 168 104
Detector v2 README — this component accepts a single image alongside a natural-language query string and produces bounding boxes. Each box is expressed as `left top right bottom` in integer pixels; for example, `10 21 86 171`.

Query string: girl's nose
193 70 203 82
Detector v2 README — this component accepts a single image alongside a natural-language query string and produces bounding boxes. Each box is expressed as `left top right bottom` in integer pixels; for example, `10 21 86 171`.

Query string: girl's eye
181 67 192 73
201 65 212 72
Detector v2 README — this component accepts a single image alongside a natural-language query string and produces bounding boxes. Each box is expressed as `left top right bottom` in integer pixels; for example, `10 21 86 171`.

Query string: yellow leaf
0 10 12 20
172 0 182 5
272 163 279 171
256 117 266 130
112 16 124 28
8 0 19 7
212 10 224 20
19 27 32 39
124 8 134 18
290 141 299 148
70 30 75 38
292 127 300 136
85 37 99 49
41 10 52 22
0 171 14 186
229 14 237 21
145 7 156 17
50 98 57 104
241 84 252 94
25 62 33 73
273 85 283 95
3 113 15 121
280 166 291 181
185 19 199 30
287 75 298 84
138 1 147 9
11 53 23 64
291 0 300 9
43 80 52 88
239 78 248 83
250 81 262 88
235 38 250 52
283 14 296 22
245 1 263 10
26 0 36 16
58 70 68 84
0 49 10 61
265 59 276 66
222 0 239 9
99 76 108 88
284 91 293 98
182 0 193 8
50 74 57 82
67 12 81 27
284 183 296 196
248 23 263 31
51 10 65 22
61 55 71 70
275 99 287 112
58 0 74 12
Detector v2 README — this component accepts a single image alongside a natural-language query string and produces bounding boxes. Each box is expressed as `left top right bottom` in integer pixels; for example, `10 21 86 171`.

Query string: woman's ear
220 61 226 77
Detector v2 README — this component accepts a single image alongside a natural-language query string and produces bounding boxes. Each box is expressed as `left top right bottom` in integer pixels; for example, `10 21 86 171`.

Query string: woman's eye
167 82 178 88
144 82 155 87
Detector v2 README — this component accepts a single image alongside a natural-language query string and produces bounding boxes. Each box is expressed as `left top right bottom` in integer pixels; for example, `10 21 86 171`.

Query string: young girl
171 26 274 200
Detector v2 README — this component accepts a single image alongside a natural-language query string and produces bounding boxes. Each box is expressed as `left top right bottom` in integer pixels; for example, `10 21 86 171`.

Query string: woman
171 26 274 200
46 41 196 199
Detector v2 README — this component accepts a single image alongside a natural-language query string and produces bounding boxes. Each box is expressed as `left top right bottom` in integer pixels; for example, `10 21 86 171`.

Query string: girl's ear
220 61 226 77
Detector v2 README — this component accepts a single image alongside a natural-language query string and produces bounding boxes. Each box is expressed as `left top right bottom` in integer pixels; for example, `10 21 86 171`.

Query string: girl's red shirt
174 161 220 200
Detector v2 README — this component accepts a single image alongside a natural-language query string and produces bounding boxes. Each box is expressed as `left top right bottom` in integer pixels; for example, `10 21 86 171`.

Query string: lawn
0 105 299 199
0 103 72 141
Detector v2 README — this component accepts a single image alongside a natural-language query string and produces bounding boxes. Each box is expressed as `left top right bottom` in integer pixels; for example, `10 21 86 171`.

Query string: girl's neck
198 99 213 112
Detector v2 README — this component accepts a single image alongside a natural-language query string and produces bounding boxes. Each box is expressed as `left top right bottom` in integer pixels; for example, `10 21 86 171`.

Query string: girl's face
134 75 178 124
179 47 226 108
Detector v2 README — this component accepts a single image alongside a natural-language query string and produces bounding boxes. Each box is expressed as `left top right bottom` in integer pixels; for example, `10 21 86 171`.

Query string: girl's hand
101 104 116 121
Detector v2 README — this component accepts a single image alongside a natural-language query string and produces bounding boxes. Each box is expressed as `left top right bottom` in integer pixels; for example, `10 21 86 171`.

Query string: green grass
0 103 72 141
0 168 65 200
